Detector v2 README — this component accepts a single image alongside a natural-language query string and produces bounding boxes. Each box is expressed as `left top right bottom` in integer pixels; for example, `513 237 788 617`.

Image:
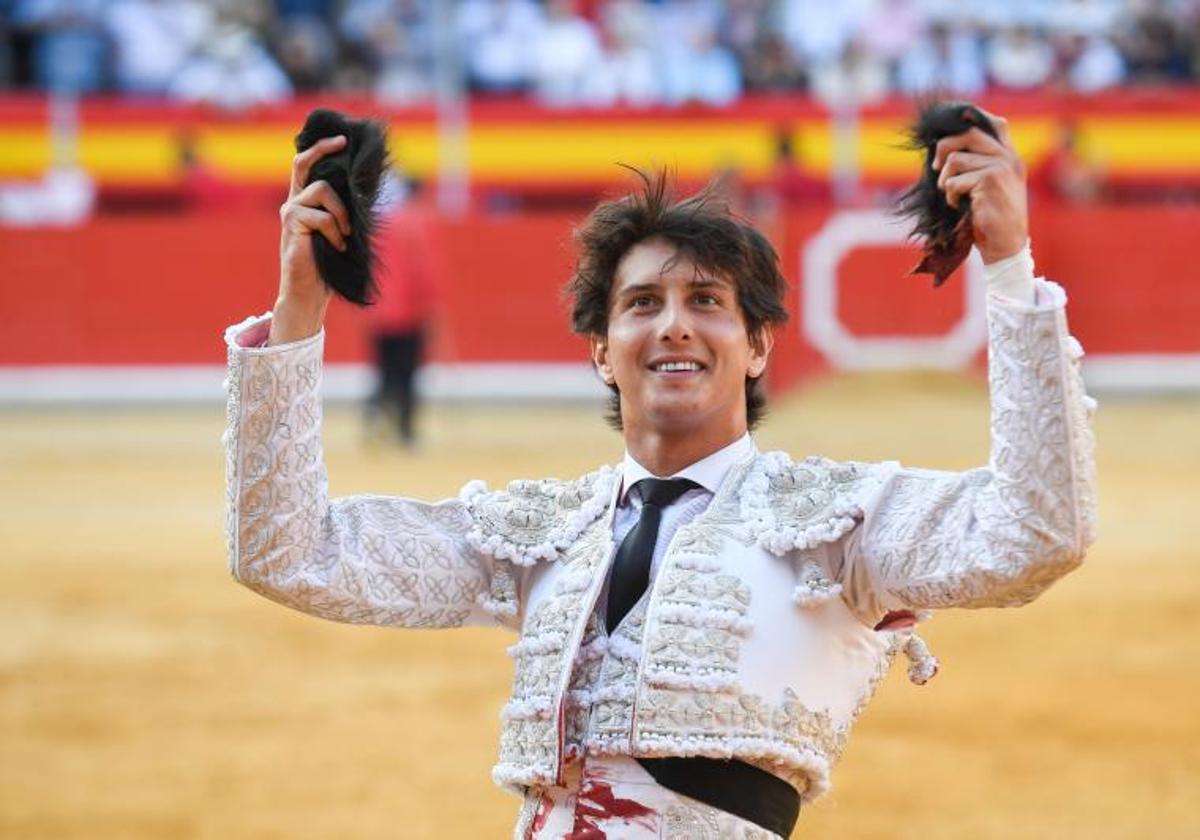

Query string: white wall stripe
0 355 1196 405
0 363 610 405
1080 355 1200 393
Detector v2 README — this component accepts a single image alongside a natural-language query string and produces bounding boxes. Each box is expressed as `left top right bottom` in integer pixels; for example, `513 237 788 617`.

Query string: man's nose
656 296 693 341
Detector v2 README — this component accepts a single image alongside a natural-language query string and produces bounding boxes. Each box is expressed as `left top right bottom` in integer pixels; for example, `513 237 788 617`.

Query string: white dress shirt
610 432 757 591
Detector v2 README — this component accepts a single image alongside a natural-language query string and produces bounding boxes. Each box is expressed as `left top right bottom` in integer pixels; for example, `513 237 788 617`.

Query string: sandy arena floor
1 373 1197 839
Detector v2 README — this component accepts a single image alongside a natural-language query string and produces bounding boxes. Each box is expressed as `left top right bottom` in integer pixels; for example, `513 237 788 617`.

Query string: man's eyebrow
614 274 732 296
686 273 733 289
614 281 661 297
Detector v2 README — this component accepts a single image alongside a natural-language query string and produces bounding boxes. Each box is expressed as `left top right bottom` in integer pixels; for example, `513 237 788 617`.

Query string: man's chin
639 401 710 433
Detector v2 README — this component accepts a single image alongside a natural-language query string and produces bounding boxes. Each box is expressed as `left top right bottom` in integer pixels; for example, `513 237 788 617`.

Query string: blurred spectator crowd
1 0 1198 109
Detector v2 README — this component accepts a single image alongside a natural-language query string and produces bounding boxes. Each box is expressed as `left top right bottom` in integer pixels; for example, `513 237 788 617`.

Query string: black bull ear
294 109 390 306
894 101 1000 287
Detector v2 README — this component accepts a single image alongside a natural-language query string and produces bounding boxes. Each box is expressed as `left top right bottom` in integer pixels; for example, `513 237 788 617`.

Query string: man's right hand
269 134 353 346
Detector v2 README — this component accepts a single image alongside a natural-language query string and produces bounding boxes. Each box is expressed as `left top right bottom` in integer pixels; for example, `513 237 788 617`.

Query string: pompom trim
654 602 753 634
500 696 554 721
462 467 618 566
505 632 567 658
491 762 555 794
739 451 893 557
792 559 844 607
642 668 740 693
478 593 518 620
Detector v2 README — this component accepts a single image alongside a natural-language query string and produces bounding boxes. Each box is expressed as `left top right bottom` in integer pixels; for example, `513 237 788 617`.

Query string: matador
223 115 1096 838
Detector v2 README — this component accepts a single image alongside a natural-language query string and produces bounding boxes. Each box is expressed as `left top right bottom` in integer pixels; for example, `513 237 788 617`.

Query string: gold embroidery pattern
481 558 520 628
225 324 491 629
863 291 1094 609
632 686 847 797
579 470 855 802
467 469 617 565
563 613 606 758
583 601 647 751
225 285 1098 811
662 803 781 840
739 452 885 558
641 559 751 691
496 521 611 788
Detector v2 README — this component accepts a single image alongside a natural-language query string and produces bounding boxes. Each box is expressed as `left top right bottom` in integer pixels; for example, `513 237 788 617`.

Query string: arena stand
0 91 1197 402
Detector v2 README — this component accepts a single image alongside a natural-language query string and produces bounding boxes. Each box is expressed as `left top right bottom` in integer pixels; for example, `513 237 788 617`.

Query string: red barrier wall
1 207 1196 389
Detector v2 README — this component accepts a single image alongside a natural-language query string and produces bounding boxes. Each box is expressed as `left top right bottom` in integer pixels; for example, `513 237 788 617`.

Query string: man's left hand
932 111 1028 265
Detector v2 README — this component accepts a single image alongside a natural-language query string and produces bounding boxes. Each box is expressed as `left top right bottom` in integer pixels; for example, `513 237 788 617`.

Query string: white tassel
903 634 940 685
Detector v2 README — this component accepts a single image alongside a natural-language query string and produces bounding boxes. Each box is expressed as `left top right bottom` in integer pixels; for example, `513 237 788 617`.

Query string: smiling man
596 238 767 464
577 176 784 478
223 119 1096 839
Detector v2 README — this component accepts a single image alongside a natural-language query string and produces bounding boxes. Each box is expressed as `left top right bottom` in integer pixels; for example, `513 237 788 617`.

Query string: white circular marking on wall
801 209 987 370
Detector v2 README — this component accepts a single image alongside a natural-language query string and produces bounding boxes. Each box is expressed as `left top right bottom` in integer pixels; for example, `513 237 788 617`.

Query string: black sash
637 756 800 837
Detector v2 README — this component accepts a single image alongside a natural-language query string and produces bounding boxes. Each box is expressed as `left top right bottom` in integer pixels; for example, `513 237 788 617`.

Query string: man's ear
590 335 616 385
748 326 775 379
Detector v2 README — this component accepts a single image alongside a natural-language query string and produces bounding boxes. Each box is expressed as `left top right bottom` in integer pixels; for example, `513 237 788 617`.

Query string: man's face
590 237 772 439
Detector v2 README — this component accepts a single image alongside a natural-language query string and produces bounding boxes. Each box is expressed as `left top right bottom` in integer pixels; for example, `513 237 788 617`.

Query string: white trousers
514 755 783 840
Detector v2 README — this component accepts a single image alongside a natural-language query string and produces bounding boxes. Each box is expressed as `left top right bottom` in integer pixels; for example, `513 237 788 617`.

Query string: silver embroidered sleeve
851 281 1098 610
222 320 504 629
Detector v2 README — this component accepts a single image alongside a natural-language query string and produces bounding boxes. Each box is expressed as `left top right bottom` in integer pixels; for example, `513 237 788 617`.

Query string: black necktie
606 477 699 633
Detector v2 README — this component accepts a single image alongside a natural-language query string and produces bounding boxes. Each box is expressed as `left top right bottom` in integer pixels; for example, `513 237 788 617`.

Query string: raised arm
842 113 1097 613
268 134 345 346
222 136 518 630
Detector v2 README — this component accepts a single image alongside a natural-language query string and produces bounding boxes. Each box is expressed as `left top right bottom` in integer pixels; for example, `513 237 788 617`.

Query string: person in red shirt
366 176 443 446
1028 120 1104 206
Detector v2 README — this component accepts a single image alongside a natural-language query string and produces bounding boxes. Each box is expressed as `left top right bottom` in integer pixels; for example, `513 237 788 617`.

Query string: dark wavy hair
566 169 789 430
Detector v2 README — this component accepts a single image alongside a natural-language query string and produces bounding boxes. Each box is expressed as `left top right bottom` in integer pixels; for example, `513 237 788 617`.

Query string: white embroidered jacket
223 280 1096 805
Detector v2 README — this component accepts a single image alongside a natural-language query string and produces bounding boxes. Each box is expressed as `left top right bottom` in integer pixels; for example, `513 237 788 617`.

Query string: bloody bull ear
294 109 389 305
894 101 1000 287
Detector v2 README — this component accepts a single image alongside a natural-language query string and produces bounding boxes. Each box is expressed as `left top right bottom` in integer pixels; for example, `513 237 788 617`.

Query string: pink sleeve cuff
235 318 272 349
224 313 325 354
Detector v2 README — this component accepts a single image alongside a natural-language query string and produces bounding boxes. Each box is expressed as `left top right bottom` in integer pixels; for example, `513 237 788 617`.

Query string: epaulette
740 452 893 607
460 466 619 566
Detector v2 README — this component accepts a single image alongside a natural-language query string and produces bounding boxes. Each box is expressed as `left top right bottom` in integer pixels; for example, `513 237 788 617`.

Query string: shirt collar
619 432 756 505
